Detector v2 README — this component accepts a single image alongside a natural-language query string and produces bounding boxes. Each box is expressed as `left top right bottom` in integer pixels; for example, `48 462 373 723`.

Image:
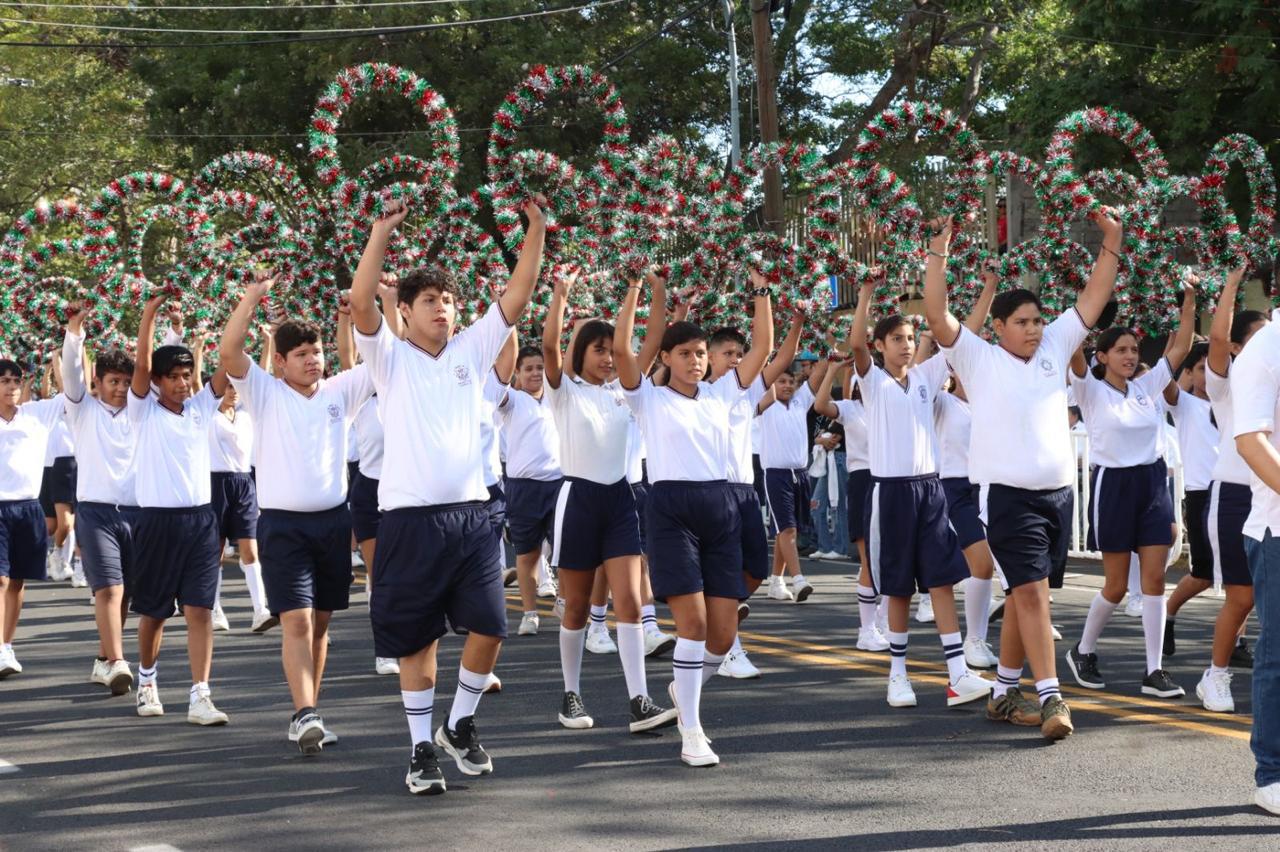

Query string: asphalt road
1 554 1277 851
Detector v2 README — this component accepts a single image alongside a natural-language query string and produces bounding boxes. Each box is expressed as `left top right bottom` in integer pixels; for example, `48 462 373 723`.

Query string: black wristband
750 286 771 298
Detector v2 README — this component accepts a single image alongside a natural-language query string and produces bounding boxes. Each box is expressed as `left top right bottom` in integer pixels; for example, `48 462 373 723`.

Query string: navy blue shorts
552 477 642 571
1185 489 1213 581
0 499 48 581
631 480 650 550
646 480 745 602
39 457 77 516
942 477 986 550
1208 480 1253 587
77 502 139 593
370 503 507 658
211 471 258 542
131 505 220 619
504 476 561 555
730 483 770 582
1087 459 1174 553
345 460 359 503
349 472 381 543
866 474 969 598
981 484 1073 591
764 467 810 535
484 483 506 569
751 454 768 509
846 469 871 543
258 503 354 614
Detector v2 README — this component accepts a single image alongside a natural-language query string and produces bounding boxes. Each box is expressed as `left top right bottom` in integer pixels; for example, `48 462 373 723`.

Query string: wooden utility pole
749 0 784 236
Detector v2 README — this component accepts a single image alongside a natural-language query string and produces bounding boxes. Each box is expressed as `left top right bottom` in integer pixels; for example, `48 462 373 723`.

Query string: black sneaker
628 694 679 733
1163 618 1176 657
1065 643 1105 689
557 690 594 730
1142 668 1185 699
434 716 492 776
1231 639 1254 669
405 742 446 795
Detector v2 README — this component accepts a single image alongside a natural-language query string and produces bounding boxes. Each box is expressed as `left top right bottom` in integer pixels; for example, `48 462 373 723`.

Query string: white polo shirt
126 384 219 508
1208 364 1254 486
546 375 632 485
758 382 814 470
933 391 972 480
1230 310 1280 539
626 417 646 485
43 417 73 464
832 398 869 473
1069 358 1172 469
1167 389 1217 491
62 330 136 506
208 406 253 475
354 396 384 480
481 371 506 488
941 309 1090 491
497 388 561 481
857 354 949 478
624 376 744 483
715 371 767 485
0 397 65 501
354 303 512 510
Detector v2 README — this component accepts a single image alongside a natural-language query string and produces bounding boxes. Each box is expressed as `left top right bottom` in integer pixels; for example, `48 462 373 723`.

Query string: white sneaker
1051 624 1063 641
644 630 676 657
223 543 237 559
537 579 558 599
792 577 814 602
288 712 326 754
717 649 761 679
484 672 503 694
552 596 566 621
1124 596 1143 618
212 604 231 632
856 626 891 652
0 647 22 678
963 636 998 669
321 725 338 746
767 576 794 601
104 660 133 695
91 657 111 687
46 549 68 582
585 626 617 655
807 549 827 559
680 726 719 767
187 692 229 726
70 558 87 587
250 609 279 634
876 607 889 636
946 671 994 707
375 657 401 676
1256 781 1280 816
351 550 364 569
518 612 539 636
914 595 935 623
136 682 164 716
1196 668 1235 713
887 673 918 707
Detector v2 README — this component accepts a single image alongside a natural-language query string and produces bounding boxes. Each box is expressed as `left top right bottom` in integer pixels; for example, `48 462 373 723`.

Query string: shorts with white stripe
1086 459 1173 553
1207 480 1253 587
550 476 642 571
865 474 968 598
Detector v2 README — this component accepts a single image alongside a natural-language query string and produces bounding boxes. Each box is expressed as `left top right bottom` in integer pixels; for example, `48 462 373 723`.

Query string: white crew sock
616 622 648 699
940 631 967 683
993 665 1022 699
1127 554 1142 602
888 631 908 678
139 664 157 686
1142 594 1167 674
792 573 806 587
701 650 726 685
57 531 75 568
537 554 550 587
589 604 608 631
641 604 660 636
189 681 210 701
729 634 744 656
857 589 879 631
965 577 993 642
560 626 585 694
240 561 267 613
1077 592 1119 655
1035 677 1061 705
447 666 489 730
672 638 705 729
402 687 435 751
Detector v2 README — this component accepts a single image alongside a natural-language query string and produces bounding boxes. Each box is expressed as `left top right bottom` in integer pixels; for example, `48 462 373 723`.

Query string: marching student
1228 297 1280 816
61 303 138 695
127 294 229 726
1195 268 1269 713
925 209 1124 740
220 271 374 754
1063 281 1195 698
614 270 773 767
0 357 65 679
39 356 80 586
757 358 829 603
841 277 992 710
541 270 676 733
351 197 545 795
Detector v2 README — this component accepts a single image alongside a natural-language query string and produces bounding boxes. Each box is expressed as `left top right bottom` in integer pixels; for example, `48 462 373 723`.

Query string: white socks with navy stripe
641 604 661 636
993 665 1022 699
448 666 488 730
672 638 704 729
402 687 434 752
701 650 726 685
940 632 967 683
888 631 908 678
857 589 879 631
1035 678 1061 705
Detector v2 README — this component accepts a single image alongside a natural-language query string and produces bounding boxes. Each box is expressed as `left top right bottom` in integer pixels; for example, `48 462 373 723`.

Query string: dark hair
660 321 706 353
398 265 460 309
515 345 542 371
274 320 322 358
872 315 912 343
1179 341 1209 375
1090 326 1138 380
708 327 747 350
1231 310 1268 346
152 345 194 378
0 358 21 379
94 349 134 380
991 288 1041 322
572 319 614 376
775 369 797 384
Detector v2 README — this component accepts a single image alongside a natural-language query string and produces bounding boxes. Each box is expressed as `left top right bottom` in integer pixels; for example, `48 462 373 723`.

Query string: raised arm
756 385 777 415
637 269 668 376
1162 279 1197 379
379 276 403 339
62 301 89 402
764 312 804 388
351 202 408 336
541 272 573 389
190 328 208 393
219 272 274 380
1075 207 1124 328
497 198 548 326
131 294 167 398
494 329 518 384
1070 344 1087 379
913 329 936 365
613 280 643 390
964 262 998 333
737 270 775 387
337 293 355 371
923 217 963 347
813 357 843 418
849 279 875 378
1207 266 1245 377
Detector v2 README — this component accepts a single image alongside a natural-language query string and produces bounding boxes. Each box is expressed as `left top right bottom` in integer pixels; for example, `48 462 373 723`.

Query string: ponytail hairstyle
1090 326 1138 380
1231 310 1268 347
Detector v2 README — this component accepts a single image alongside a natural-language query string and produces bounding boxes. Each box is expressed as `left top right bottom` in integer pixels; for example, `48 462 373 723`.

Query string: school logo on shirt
918 385 927 402
327 403 341 420
454 365 472 386
1039 357 1056 378
1135 392 1148 407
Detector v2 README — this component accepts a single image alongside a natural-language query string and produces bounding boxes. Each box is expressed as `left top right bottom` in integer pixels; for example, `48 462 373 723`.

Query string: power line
0 125 547 139
601 0 718 68
0 0 488 9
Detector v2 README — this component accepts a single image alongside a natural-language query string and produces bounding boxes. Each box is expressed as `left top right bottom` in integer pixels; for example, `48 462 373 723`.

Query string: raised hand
1089 205 1123 244
374 199 410 232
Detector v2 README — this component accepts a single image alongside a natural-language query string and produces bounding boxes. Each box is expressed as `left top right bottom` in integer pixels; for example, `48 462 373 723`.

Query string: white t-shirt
716 371 767 485
61 330 136 506
626 417 646 485
481 371 506 488
933 391 972 480
624 376 745 483
1208 363 1253 486
546 376 632 485
497 388 561 481
208 406 253 475
346 421 360 464
1230 309 1280 539
941 309 1091 490
43 416 73 465
354 304 512 510
228 361 372 511
832 398 869 473
758 382 814 470
1167 390 1217 491
0 397 65 501
1069 358 1172 469
353 396 384 480
126 384 219 508
857 354 949 478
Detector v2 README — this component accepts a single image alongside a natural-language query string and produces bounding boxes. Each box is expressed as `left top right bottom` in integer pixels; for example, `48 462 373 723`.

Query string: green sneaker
986 687 1041 727
1040 695 1074 740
